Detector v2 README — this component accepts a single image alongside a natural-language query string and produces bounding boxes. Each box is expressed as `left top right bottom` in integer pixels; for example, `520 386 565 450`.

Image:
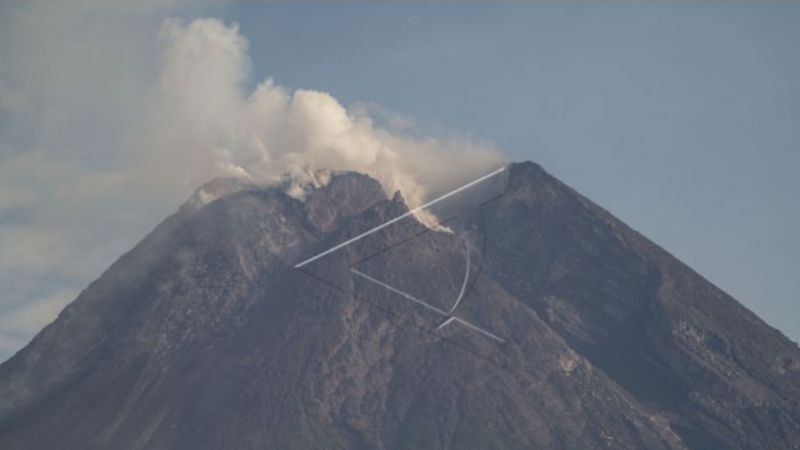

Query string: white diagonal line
352 268 505 343
294 166 506 268
436 316 456 331
351 269 449 316
448 239 470 314
453 317 505 343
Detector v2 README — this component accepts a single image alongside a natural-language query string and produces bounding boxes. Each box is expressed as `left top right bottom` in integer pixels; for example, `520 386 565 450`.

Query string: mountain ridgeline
0 162 798 449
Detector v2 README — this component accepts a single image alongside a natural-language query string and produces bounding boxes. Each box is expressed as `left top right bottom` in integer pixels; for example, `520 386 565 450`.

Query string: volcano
1 162 798 450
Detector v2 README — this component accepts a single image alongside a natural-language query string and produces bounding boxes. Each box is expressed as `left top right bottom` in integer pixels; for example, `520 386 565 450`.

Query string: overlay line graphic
351 268 505 343
294 166 507 268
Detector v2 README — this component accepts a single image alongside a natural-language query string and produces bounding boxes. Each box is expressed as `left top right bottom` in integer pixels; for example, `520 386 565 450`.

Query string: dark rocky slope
0 162 797 449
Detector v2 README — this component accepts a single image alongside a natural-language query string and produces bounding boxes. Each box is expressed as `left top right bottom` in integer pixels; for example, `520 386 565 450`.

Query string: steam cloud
0 6 504 360
145 18 502 208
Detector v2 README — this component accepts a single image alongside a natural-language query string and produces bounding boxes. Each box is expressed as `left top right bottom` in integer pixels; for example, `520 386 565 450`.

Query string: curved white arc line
352 266 506 343
351 268 450 316
448 238 471 314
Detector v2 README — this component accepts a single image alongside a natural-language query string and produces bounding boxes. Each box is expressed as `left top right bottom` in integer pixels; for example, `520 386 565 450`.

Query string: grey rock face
0 162 797 449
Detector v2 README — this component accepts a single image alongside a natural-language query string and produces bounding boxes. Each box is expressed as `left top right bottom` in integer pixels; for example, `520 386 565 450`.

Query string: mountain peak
1 161 799 450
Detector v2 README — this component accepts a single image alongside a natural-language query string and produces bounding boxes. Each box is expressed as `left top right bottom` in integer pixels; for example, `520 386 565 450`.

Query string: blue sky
0 2 798 360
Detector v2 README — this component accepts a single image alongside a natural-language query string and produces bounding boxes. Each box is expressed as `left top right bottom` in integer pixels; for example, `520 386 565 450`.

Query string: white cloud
0 4 504 361
140 17 502 209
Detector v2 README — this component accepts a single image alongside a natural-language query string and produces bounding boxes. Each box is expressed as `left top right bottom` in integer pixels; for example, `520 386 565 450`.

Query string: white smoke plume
142 18 503 208
0 6 504 361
